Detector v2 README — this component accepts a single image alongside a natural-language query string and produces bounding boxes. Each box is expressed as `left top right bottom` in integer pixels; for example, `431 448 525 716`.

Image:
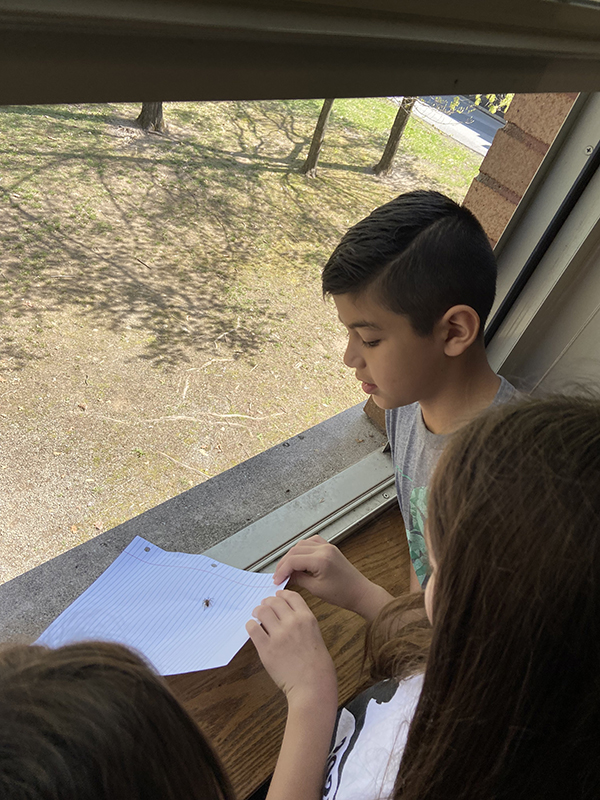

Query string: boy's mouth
361 382 377 394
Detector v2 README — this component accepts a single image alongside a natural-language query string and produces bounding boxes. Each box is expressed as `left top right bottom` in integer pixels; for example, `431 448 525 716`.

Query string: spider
202 597 214 610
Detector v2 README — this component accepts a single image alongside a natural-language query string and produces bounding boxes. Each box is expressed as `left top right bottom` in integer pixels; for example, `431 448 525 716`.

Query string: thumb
289 569 322 593
273 564 290 586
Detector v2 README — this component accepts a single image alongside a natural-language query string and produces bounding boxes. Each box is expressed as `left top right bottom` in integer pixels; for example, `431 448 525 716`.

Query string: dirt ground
0 99 481 584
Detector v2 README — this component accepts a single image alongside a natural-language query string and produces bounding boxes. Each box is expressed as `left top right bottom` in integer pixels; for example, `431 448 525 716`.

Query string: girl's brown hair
366 592 430 682
0 640 235 800
380 396 600 799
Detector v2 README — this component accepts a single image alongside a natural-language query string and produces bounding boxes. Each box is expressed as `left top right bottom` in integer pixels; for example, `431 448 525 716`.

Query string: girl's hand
246 589 337 707
272 536 394 622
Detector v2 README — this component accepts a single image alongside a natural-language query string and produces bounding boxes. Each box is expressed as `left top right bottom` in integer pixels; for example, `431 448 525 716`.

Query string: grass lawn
0 97 482 582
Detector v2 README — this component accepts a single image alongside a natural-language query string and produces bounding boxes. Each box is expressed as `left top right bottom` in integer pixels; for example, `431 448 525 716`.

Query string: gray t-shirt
385 376 518 586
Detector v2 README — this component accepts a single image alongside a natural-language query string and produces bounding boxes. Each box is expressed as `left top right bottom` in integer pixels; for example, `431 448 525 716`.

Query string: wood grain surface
167 505 409 799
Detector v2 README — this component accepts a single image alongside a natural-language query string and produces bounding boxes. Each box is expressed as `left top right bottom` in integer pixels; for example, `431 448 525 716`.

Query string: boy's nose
343 340 365 369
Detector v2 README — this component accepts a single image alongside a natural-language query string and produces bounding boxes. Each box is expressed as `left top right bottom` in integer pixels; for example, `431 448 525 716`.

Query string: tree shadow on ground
0 100 438 370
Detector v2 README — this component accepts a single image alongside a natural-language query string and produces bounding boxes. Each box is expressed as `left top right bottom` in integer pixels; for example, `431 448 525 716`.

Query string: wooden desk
167 506 409 799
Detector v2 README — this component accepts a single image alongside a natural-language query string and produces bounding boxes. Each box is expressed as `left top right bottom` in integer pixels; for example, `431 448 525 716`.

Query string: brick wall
463 93 579 247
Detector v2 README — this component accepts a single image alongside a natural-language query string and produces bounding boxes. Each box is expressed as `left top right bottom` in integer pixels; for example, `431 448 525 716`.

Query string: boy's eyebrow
339 317 382 330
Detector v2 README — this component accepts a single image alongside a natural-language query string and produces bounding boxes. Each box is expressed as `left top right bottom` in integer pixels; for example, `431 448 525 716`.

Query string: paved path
394 96 505 156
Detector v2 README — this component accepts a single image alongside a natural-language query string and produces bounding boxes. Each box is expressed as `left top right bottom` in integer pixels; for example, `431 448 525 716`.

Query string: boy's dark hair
322 190 497 336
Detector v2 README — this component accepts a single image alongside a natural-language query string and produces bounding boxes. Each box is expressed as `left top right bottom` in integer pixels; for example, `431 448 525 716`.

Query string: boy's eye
362 339 381 348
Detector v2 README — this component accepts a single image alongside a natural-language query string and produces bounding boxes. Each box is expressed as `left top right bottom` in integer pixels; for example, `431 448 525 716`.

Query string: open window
1 3 599 797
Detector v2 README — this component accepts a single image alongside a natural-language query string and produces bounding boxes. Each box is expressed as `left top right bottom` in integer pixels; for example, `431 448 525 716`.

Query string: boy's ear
439 305 481 356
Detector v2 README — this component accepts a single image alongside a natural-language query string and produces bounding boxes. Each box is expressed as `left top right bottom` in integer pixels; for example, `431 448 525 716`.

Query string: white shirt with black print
323 673 423 800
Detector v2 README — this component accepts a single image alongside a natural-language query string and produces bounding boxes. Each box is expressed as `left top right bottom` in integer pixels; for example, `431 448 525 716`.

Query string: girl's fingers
276 588 309 612
273 540 326 582
273 553 305 584
273 563 293 585
245 618 269 644
261 594 292 619
252 603 279 632
253 592 311 633
273 552 322 584
263 592 300 619
272 559 290 585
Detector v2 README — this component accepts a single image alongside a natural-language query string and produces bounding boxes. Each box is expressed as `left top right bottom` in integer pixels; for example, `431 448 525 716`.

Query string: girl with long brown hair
392 394 600 799
249 395 600 800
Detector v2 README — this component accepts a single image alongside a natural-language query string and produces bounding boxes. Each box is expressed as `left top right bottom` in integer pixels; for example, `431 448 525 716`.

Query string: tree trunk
373 97 416 176
301 98 335 177
136 102 165 132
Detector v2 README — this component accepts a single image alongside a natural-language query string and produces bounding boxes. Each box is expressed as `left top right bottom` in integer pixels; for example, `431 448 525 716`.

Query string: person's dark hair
387 395 600 799
322 190 497 336
0 640 235 800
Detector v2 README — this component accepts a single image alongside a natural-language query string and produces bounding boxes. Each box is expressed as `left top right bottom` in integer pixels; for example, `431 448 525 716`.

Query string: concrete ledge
0 404 386 643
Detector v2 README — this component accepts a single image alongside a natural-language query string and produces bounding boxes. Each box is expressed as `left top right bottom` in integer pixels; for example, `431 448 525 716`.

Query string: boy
273 190 517 615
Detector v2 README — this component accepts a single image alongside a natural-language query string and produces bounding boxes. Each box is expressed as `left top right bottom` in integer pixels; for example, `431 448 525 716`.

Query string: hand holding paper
246 589 336 703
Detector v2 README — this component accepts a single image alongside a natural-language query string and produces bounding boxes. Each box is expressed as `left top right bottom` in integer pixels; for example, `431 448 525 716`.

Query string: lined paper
36 536 286 675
